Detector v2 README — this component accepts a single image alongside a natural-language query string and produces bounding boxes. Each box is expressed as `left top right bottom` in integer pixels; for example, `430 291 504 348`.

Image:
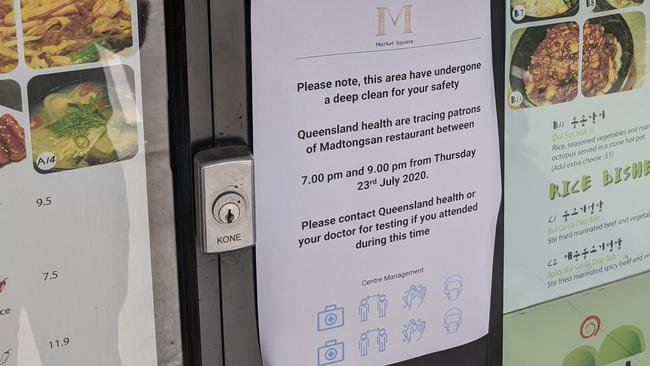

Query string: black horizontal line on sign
296 37 482 60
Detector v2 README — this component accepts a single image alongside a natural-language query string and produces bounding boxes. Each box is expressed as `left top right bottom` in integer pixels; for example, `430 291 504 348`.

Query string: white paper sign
253 1 501 365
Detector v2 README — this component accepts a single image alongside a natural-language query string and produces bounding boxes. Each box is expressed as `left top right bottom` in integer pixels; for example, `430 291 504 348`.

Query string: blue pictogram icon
317 339 345 365
317 304 345 331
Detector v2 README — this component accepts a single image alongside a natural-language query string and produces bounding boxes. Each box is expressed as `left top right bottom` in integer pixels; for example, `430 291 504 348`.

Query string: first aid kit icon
317 304 344 331
317 339 344 365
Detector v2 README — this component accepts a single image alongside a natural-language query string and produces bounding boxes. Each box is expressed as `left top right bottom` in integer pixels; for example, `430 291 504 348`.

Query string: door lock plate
194 146 255 253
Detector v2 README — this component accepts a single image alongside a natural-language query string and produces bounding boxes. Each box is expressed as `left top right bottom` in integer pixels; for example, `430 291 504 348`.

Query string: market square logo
376 5 413 36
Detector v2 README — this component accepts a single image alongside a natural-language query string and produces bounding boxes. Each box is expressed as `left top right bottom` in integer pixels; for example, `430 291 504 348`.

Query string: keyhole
213 196 243 224
226 209 235 223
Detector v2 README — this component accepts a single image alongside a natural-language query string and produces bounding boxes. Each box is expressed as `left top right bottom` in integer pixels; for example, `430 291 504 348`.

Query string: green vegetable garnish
90 90 109 106
47 93 111 139
68 40 113 64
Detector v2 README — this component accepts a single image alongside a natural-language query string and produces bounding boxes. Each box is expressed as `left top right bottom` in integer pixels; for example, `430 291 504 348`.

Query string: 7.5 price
42 271 59 281
36 196 53 207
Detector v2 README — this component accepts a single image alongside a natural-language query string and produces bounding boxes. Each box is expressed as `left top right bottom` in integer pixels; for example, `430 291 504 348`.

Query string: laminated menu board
504 0 650 312
252 1 501 365
0 0 157 365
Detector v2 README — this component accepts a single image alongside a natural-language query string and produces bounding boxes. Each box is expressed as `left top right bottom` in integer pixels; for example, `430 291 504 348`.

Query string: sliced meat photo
0 114 26 168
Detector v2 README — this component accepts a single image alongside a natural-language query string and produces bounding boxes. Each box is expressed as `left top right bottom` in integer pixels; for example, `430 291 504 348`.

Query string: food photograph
511 0 579 23
29 66 139 173
509 22 580 108
594 0 644 11
0 113 26 169
509 13 644 108
0 0 17 73
582 13 645 97
22 0 133 69
0 79 22 111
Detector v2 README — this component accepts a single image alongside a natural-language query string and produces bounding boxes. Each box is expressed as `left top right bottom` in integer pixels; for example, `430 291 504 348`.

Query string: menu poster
505 0 650 312
253 1 501 365
0 0 158 365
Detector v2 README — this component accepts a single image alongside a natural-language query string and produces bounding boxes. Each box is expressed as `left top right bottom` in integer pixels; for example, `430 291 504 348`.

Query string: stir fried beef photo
22 0 133 68
582 21 622 97
524 23 580 105
0 0 17 73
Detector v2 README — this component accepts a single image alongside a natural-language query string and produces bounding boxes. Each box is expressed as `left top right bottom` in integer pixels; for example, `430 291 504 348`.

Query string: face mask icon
444 308 463 334
444 275 463 301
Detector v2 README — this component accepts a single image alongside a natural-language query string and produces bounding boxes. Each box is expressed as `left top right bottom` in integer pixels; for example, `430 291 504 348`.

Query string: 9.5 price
36 196 52 207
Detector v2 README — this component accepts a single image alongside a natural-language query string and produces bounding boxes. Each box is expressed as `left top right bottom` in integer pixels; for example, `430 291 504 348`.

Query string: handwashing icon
402 318 426 344
402 284 427 310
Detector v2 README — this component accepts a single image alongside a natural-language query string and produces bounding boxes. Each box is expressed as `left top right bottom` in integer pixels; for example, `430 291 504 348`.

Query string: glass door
170 1 505 366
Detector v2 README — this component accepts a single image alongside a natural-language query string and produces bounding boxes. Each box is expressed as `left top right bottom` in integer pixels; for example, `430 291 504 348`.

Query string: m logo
377 5 413 36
